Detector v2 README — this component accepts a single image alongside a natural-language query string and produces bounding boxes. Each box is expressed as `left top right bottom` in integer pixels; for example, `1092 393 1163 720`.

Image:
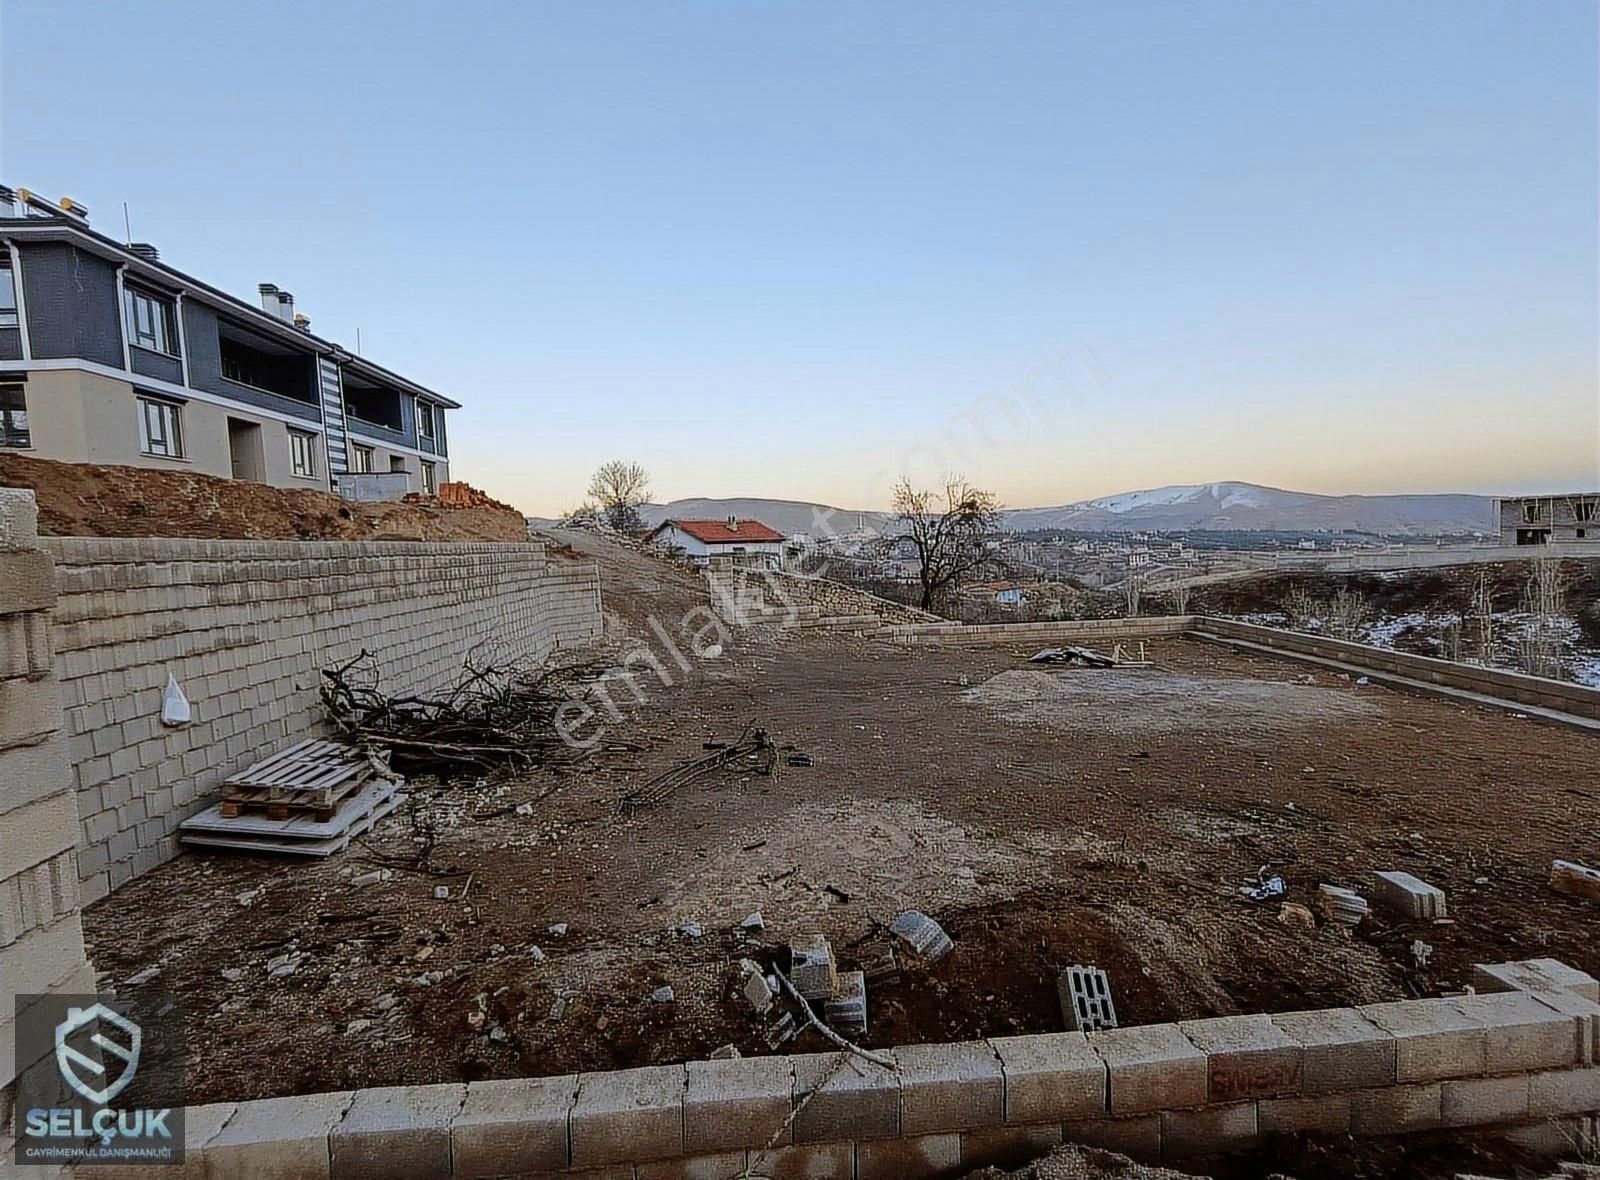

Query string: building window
137 395 183 458
289 430 318 478
420 460 437 495
1576 500 1597 523
417 401 435 442
0 264 17 329
1522 502 1543 523
0 385 29 448
351 444 374 474
123 286 178 355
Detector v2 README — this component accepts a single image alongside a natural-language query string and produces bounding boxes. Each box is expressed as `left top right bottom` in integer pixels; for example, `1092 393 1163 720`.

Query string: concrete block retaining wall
43 537 603 902
879 615 1197 646
117 965 1600 1179
1194 617 1600 722
708 562 941 627
0 491 93 1176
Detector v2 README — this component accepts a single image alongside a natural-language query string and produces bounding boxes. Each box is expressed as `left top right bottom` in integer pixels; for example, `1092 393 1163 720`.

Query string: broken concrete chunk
1317 884 1369 929
514 802 534 816
739 959 775 1015
888 910 953 963
265 952 303 979
345 1019 373 1036
738 911 765 933
123 966 161 987
1372 871 1448 920
1058 965 1118 1032
763 1010 797 1049
650 986 676 1004
857 939 900 984
823 970 868 1038
433 885 450 901
675 921 704 940
790 935 839 1002
350 870 392 888
219 967 246 984
710 1044 742 1060
1551 860 1600 903
528 946 546 963
547 922 569 938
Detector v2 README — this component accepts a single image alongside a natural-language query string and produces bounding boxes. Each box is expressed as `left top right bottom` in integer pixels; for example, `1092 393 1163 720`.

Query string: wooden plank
223 738 319 784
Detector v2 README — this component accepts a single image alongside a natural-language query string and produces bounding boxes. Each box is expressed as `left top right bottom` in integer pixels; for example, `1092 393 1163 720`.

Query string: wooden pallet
217 778 364 823
222 739 382 811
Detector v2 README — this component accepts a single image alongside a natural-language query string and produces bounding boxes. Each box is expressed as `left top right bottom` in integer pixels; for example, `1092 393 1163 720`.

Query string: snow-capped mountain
1003 481 1494 535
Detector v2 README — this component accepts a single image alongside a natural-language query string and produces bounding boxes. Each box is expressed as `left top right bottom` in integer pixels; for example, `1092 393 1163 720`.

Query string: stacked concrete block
989 1032 1107 1123
684 1056 794 1153
1372 870 1448 919
570 1064 687 1168
0 489 95 1100
1473 958 1600 1003
1089 1023 1208 1114
1360 998 1487 1082
1180 1014 1305 1101
1456 991 1589 1074
450 1076 576 1178
43 537 602 894
791 1052 901 1143
205 1090 354 1179
328 1082 466 1180
1270 1007 1396 1094
894 1041 1005 1135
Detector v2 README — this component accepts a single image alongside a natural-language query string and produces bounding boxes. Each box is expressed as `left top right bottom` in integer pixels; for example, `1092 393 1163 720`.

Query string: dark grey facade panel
217 377 322 424
130 347 182 384
17 242 124 366
347 418 410 449
0 327 19 361
182 300 224 392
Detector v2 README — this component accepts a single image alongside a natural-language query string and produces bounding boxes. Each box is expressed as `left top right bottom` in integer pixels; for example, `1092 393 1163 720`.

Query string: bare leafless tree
587 460 652 533
893 477 1004 612
1326 587 1372 641
1167 583 1192 615
1517 557 1567 679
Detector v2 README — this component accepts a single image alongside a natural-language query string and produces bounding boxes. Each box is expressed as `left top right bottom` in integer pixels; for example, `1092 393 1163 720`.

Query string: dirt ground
0 453 527 541
83 535 1600 1180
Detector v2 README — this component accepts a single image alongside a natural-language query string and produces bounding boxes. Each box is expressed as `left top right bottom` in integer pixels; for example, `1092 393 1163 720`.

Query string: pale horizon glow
3 1 1596 516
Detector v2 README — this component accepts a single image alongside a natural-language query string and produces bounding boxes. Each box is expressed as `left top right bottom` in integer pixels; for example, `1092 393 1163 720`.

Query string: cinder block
1089 1024 1208 1114
791 1052 900 1143
684 1055 794 1153
895 1041 1004 1135
1258 1093 1352 1137
1455 991 1583 1074
0 678 63 749
1360 998 1486 1083
754 1141 854 1179
205 1090 353 1179
1349 1083 1443 1135
1180 1014 1303 1101
1441 1075 1530 1127
571 1064 687 1167
1371 871 1447 919
0 489 39 548
0 734 73 816
328 1083 464 1180
0 551 55 614
989 1032 1106 1123
1473 958 1600 1003
1160 1102 1258 1159
1060 1115 1161 1164
959 1123 1061 1171
855 1133 963 1180
1528 1066 1600 1117
637 1151 748 1179
451 1075 577 1177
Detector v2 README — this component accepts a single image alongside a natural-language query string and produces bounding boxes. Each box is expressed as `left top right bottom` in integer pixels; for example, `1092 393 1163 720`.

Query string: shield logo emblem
55 1003 142 1106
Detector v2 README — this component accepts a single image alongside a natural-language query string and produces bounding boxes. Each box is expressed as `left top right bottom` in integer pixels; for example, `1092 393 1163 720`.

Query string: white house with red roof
647 516 787 568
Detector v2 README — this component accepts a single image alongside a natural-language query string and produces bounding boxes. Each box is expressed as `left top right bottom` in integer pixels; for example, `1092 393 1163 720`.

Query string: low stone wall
880 615 1196 646
709 563 940 627
1194 617 1600 723
0 492 93 1173
45 537 603 902
111 960 1600 1178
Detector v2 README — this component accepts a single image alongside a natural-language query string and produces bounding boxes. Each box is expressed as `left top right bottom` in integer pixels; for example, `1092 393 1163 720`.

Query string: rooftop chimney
727 515 739 531
127 242 160 263
275 291 295 323
258 283 280 314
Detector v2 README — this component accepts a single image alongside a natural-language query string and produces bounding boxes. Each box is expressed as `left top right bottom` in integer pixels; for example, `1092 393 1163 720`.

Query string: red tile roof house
647 517 787 567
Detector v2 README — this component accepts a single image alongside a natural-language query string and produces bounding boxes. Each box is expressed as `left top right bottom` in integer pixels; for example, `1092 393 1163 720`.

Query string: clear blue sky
3 1 1595 514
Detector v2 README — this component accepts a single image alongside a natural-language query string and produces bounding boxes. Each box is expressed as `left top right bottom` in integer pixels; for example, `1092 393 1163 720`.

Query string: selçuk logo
55 1003 143 1106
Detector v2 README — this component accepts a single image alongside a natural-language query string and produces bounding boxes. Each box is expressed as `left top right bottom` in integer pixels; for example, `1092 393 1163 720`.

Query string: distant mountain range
553 482 1497 537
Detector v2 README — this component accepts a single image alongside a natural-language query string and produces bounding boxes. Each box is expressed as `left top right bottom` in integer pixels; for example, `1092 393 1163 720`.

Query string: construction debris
856 939 900 985
1372 870 1448 919
790 935 839 1002
710 1044 741 1060
1551 859 1600 903
620 725 777 813
1029 645 1115 667
737 912 765 933
1319 884 1370 929
1058 965 1118 1032
888 910 954 963
739 960 775 1015
824 970 869 1039
180 776 406 858
321 651 599 778
650 986 676 1004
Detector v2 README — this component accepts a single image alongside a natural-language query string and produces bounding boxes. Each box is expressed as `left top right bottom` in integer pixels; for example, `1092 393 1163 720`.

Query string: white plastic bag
161 673 191 727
